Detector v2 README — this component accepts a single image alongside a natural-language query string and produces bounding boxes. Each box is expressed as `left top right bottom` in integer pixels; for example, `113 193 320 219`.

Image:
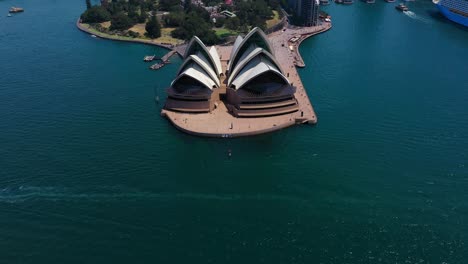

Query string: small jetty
148 49 177 70
9 7 24 13
161 50 177 62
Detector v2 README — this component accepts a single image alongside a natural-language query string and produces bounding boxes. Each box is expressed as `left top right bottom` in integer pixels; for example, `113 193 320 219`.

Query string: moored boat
433 0 468 27
396 3 409 11
385 0 396 2
9 7 24 13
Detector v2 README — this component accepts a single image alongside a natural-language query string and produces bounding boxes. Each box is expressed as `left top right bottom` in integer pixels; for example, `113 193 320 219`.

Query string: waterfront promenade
162 23 332 137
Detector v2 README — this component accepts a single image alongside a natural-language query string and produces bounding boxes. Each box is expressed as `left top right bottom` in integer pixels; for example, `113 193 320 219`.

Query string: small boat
385 0 396 2
91 34 97 38
320 0 330 4
7 13 12 17
9 7 24 13
335 0 343 3
143 55 156 62
395 3 409 11
343 0 354 4
366 0 376 3
150 63 165 70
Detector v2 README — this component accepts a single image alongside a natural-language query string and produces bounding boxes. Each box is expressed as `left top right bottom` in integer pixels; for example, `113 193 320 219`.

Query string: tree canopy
171 11 219 45
145 16 161 38
80 6 111 23
79 0 278 44
110 12 134 30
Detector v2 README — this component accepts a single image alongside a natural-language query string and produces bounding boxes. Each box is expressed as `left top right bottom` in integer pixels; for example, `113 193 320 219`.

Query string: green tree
86 0 91 9
225 17 240 30
214 17 225 28
110 12 134 30
171 12 219 45
145 16 161 38
128 7 140 23
138 9 148 23
81 6 111 23
159 0 181 11
162 12 185 27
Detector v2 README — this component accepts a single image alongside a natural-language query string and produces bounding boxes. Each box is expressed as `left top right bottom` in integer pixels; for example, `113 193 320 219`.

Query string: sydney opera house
164 27 299 118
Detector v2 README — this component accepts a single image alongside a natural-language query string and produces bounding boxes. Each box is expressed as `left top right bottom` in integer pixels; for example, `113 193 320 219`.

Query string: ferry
396 3 409 11
9 7 24 13
433 0 468 27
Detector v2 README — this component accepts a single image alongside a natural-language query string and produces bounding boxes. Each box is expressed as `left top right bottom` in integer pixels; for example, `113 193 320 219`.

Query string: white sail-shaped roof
229 35 244 65
227 27 274 72
172 63 217 90
230 57 290 90
208 46 223 76
184 36 222 77
227 46 284 87
177 52 220 87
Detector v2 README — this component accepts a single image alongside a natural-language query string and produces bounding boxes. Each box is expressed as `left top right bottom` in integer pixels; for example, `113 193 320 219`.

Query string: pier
161 23 332 137
148 50 177 70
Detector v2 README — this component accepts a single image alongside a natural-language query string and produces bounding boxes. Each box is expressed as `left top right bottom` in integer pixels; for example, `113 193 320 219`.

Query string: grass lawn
214 28 238 38
81 23 183 45
129 23 146 35
266 10 281 28
158 27 184 45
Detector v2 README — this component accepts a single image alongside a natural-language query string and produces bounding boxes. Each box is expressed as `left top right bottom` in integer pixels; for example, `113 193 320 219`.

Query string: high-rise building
289 0 320 26
302 0 320 26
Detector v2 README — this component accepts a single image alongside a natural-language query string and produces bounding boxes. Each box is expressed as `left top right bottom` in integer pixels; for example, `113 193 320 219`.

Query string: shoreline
76 19 176 52
75 19 330 64
293 23 332 67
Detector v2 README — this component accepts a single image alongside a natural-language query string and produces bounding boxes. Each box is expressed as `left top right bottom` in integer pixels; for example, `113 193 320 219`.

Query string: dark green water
1 0 467 263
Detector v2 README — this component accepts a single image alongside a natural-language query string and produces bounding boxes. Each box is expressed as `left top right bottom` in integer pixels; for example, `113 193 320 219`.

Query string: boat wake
0 185 309 204
403 11 432 24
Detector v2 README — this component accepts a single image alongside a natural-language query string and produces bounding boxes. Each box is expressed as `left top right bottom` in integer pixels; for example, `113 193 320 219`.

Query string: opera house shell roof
166 27 298 116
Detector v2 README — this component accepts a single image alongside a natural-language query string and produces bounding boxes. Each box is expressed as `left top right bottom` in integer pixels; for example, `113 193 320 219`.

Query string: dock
147 49 178 70
161 50 177 63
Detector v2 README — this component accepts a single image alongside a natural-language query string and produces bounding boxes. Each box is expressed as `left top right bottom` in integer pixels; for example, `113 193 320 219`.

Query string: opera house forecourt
161 27 325 137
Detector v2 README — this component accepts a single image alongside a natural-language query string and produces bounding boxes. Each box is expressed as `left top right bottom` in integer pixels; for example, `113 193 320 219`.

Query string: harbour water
1 0 467 263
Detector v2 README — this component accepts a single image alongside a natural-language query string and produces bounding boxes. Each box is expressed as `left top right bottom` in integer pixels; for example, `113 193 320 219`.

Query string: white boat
7 13 12 17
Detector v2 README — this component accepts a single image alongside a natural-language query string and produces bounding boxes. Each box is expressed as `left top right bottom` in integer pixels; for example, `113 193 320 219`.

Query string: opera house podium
161 27 316 137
